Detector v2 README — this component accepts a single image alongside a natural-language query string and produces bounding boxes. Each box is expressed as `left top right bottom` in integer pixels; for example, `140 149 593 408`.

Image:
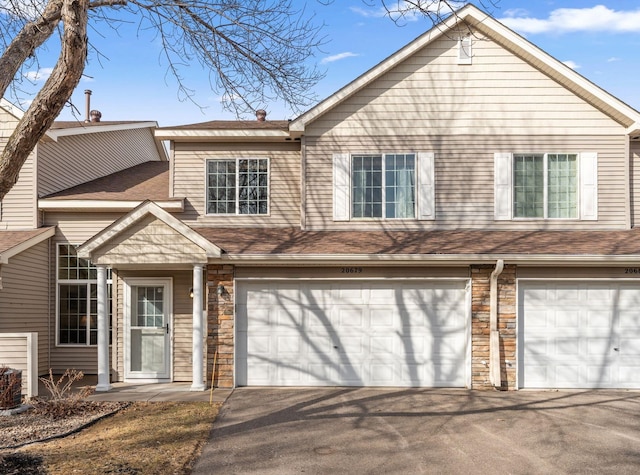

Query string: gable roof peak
289 3 640 133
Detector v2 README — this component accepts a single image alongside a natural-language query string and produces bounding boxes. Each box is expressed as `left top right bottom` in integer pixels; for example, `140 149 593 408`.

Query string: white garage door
236 280 469 387
520 281 640 389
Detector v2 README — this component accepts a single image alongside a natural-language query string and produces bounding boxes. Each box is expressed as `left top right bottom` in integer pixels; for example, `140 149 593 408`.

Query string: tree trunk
0 0 88 200
0 0 64 100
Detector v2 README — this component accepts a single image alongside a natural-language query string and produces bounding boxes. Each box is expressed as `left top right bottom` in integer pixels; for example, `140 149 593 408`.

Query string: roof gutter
490 259 505 389
216 253 640 267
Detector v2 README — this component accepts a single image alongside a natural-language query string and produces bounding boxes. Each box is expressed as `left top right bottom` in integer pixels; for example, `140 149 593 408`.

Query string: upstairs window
514 153 577 218
494 152 597 221
352 154 416 219
333 152 435 221
57 244 112 346
206 158 269 215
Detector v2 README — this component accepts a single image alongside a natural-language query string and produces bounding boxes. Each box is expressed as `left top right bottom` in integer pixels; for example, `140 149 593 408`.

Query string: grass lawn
19 401 220 474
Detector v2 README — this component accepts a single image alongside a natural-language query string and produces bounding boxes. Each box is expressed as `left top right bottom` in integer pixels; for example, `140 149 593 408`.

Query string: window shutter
333 153 350 221
580 152 598 220
494 153 513 220
417 152 435 220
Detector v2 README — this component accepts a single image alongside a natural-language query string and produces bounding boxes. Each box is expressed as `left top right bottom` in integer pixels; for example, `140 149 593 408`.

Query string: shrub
34 369 96 420
0 366 22 410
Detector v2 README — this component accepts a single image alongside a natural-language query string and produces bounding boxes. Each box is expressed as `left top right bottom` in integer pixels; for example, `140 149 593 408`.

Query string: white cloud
321 52 359 64
562 60 580 70
24 67 53 82
607 57 621 62
499 5 640 34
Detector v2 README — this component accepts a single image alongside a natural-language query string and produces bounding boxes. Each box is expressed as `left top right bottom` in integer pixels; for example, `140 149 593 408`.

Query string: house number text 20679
340 267 363 274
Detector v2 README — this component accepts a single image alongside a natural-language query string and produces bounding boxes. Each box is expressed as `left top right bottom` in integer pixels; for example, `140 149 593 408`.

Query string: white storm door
125 278 172 380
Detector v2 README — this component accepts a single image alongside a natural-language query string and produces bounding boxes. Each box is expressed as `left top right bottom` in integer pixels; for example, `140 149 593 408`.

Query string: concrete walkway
86 382 232 403
36 375 232 404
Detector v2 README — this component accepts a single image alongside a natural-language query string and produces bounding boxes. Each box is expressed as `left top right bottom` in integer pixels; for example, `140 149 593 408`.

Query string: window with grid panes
352 153 415 219
57 244 112 345
206 158 268 215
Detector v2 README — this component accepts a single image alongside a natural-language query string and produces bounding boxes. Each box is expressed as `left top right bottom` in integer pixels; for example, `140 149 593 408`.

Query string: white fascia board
628 123 640 138
154 129 291 142
218 253 640 267
0 98 24 120
38 199 184 212
46 122 159 141
0 227 55 264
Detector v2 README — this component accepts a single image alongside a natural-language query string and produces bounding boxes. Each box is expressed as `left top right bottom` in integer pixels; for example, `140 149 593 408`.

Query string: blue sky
10 1 640 126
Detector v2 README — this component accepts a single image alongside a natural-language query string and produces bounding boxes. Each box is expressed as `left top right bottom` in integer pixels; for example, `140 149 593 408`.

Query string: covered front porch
77 201 222 392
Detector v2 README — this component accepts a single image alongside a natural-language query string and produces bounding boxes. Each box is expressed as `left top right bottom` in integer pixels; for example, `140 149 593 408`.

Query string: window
333 152 434 221
57 244 112 345
206 158 268 215
494 152 597 221
352 154 416 218
514 153 577 218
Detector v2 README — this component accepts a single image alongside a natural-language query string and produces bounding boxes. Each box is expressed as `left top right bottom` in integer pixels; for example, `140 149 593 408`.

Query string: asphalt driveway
192 388 640 474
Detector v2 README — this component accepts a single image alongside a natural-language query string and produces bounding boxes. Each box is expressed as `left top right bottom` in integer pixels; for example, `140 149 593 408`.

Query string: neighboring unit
2 5 640 394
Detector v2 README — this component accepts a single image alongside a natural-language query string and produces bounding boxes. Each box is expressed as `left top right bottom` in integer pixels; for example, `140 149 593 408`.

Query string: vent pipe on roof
90 110 102 122
84 89 91 123
256 109 267 121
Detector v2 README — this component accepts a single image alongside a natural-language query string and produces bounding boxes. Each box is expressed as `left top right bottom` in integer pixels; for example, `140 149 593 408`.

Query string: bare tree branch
0 0 88 198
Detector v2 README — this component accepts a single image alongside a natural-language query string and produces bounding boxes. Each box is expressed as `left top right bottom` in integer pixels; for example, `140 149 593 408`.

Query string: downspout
490 259 504 388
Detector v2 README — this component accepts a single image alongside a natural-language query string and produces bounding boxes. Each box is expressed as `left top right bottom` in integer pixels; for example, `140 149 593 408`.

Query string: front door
124 278 172 381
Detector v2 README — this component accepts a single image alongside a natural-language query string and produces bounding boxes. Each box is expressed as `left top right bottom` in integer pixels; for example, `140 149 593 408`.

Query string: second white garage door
236 280 469 387
520 281 640 389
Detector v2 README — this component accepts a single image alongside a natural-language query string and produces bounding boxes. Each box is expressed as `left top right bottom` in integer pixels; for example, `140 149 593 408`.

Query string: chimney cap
255 109 267 121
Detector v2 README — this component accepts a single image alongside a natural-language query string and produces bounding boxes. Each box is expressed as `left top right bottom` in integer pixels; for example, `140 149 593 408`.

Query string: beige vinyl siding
115 270 196 383
43 212 122 243
0 241 50 376
306 31 626 137
173 142 300 226
91 216 207 266
38 128 163 197
304 135 627 230
0 334 36 396
0 150 36 229
631 141 640 227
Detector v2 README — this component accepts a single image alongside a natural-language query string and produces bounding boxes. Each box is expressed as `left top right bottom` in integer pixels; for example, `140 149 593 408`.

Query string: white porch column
96 265 111 391
191 264 205 391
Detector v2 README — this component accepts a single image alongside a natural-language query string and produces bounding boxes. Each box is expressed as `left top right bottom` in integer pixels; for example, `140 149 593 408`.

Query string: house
2 4 640 394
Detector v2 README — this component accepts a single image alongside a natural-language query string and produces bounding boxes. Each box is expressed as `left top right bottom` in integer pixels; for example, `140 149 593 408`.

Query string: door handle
613 347 619 352
166 323 169 334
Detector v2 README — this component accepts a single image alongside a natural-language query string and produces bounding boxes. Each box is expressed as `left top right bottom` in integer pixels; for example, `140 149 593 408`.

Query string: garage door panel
239 280 468 387
521 281 640 389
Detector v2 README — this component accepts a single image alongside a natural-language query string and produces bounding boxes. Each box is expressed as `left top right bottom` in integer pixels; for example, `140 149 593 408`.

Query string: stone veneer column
471 264 517 390
207 265 235 388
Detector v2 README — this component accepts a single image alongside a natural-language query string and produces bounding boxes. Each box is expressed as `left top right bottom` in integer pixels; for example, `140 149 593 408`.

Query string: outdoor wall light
217 284 225 296
189 287 194 299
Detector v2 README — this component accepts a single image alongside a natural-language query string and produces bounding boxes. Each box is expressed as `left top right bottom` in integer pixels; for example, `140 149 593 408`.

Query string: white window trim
494 152 597 221
56 243 112 347
333 152 435 221
205 157 270 216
